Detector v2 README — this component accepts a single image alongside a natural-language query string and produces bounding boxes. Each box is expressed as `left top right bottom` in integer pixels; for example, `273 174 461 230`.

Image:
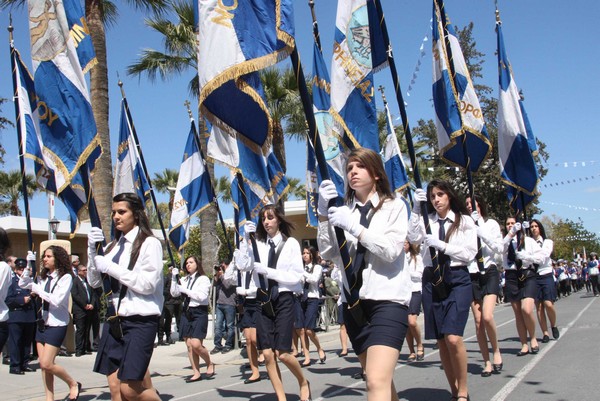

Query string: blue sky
0 0 599 236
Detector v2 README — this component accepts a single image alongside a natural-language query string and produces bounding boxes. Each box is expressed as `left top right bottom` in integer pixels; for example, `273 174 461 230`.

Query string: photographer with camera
211 260 237 354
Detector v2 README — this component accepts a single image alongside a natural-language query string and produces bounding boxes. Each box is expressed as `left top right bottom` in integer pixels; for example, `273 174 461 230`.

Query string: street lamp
49 216 60 240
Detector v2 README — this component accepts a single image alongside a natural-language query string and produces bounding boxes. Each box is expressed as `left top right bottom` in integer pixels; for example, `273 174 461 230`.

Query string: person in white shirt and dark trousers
237 204 311 401
404 240 425 363
170 256 214 382
0 229 16 372
71 264 98 357
408 179 477 401
20 245 81 401
318 148 412 401
87 192 163 401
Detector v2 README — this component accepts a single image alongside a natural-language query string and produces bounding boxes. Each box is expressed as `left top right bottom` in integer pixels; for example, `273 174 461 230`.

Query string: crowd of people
0 149 597 401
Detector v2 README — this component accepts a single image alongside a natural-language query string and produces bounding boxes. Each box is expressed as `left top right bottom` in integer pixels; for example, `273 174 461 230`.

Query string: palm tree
0 170 37 216
280 177 305 202
152 168 179 211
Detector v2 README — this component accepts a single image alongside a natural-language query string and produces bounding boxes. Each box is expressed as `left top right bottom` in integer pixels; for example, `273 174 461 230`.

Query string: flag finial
184 100 193 121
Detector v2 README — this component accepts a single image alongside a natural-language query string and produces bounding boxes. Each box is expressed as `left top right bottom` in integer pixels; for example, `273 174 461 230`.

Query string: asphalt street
3 291 598 401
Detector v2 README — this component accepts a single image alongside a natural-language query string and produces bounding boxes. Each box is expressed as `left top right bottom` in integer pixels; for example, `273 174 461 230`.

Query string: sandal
416 347 425 361
407 353 416 362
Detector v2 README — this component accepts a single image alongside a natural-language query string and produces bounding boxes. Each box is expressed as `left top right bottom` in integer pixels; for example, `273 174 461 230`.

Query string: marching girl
232 242 262 384
87 193 162 401
298 245 327 367
403 240 425 363
466 198 504 376
407 179 476 401
20 245 80 401
330 263 349 357
502 217 539 356
527 219 560 342
238 205 310 401
318 148 411 401
170 256 215 382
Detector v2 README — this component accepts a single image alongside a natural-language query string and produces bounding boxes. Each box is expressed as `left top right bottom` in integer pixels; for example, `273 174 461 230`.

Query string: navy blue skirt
422 265 472 340
536 273 557 302
180 306 208 340
240 299 260 330
299 298 321 330
344 299 408 355
293 295 303 329
256 292 294 352
337 303 345 325
504 270 521 303
519 272 538 299
36 325 67 348
408 291 422 315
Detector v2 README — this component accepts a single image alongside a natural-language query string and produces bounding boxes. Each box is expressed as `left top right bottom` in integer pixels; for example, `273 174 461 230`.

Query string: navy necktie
42 275 53 321
507 239 516 264
438 218 450 267
347 201 372 304
267 240 279 301
110 238 126 293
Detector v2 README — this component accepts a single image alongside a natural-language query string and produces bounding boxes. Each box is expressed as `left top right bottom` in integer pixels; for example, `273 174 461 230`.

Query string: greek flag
330 0 387 153
311 41 347 199
230 172 273 236
197 0 295 154
496 21 539 212
113 100 151 203
432 0 491 171
169 122 214 251
28 0 101 193
381 102 409 193
63 0 97 73
306 140 319 227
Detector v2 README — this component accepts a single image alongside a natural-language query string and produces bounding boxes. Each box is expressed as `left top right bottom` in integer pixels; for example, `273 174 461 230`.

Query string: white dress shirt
244 232 304 294
405 253 424 293
88 226 164 317
28 271 73 327
303 263 323 299
171 273 211 307
407 209 477 268
468 218 504 273
0 261 13 322
531 238 554 276
318 193 412 306
503 235 542 271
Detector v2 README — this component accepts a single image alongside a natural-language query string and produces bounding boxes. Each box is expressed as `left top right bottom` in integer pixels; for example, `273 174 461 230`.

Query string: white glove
516 251 534 264
328 206 362 238
22 266 32 280
253 262 268 276
233 248 252 271
19 273 33 288
424 234 446 252
93 255 112 274
26 251 36 262
412 188 427 214
522 221 530 229
171 268 179 278
471 210 481 223
88 227 105 256
510 222 522 235
244 221 256 238
177 285 191 296
236 287 246 296
317 180 338 216
303 271 312 280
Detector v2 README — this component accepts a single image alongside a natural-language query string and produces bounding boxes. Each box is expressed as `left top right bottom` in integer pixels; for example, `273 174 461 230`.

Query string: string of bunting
541 200 600 213
540 172 599 188
403 19 432 108
546 160 598 168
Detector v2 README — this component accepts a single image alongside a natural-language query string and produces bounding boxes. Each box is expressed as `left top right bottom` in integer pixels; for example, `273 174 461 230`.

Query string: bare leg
244 328 260 380
305 329 325 361
511 301 529 352
408 314 423 359
120 379 160 401
262 348 286 401
544 300 557 328
190 339 213 375
439 336 468 398
107 371 122 401
298 328 311 365
405 329 415 356
358 345 400 401
278 350 310 401
521 297 539 349
471 300 491 373
482 294 502 366
339 324 349 355
38 342 78 401
185 338 201 380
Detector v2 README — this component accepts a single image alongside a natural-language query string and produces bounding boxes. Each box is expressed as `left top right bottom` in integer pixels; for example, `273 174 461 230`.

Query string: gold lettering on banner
37 101 59 127
69 17 90 49
212 0 238 28
172 198 188 211
459 100 482 119
333 43 373 102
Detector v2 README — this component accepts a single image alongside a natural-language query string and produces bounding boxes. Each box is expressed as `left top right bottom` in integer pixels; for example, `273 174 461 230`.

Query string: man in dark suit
6 258 36 374
71 264 98 357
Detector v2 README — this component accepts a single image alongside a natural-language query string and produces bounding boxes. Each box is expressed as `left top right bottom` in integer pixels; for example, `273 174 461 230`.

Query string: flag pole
235 172 261 263
8 18 34 253
186 102 233 261
308 0 322 51
117 80 176 269
372 0 447 294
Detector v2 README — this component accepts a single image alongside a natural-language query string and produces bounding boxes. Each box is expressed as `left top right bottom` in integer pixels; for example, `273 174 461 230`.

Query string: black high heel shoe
493 362 503 373
319 351 326 364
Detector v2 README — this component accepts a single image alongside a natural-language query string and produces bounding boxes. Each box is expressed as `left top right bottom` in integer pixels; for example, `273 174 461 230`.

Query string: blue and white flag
63 0 97 73
169 122 214 251
12 45 94 235
381 102 409 193
330 0 387 153
198 0 295 154
231 172 273 236
496 21 539 210
312 41 347 199
306 140 319 227
432 0 491 172
113 100 151 203
28 0 101 193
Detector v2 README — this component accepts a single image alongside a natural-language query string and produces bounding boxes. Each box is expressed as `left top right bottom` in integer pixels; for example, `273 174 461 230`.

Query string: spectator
211 260 237 354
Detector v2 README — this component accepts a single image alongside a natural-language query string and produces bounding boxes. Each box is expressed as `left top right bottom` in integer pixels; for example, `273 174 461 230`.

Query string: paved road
3 292 598 401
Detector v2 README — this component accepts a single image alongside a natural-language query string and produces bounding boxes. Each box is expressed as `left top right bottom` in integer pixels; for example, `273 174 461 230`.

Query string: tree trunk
272 122 286 173
198 119 220 268
86 0 114 236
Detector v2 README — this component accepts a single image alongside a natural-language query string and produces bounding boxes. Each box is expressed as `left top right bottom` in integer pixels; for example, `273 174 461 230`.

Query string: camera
214 265 222 272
